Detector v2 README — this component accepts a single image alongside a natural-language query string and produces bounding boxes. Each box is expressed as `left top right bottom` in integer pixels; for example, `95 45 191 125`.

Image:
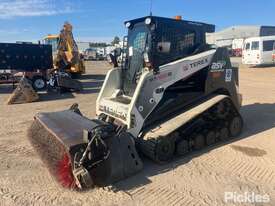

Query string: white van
242 36 275 66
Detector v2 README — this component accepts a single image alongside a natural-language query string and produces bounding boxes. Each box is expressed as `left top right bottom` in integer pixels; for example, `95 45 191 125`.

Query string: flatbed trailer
0 43 53 90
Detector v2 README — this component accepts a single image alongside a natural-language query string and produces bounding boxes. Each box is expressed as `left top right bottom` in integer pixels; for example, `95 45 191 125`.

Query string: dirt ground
0 60 275 206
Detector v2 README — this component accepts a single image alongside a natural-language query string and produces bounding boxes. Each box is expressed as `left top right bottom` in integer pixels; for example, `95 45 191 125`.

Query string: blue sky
0 0 274 43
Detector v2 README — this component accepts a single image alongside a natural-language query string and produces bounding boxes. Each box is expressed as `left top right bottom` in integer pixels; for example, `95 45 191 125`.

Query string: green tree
111 36 120 46
89 42 108 48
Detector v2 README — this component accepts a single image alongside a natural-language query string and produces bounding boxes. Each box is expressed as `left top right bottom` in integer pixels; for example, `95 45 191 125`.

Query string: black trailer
0 42 53 90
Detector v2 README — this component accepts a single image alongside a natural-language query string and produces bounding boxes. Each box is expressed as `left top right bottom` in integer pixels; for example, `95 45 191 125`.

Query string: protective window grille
124 31 147 95
129 32 147 82
155 25 196 66
133 32 146 51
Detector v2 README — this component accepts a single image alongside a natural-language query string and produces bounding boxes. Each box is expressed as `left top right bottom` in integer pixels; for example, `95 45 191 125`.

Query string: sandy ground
0 60 275 206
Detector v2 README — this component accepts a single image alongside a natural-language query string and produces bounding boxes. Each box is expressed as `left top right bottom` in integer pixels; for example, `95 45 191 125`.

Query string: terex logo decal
190 59 208 68
99 105 127 120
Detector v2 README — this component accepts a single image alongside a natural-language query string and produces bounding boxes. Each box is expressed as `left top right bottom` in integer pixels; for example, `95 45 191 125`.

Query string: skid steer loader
28 16 243 189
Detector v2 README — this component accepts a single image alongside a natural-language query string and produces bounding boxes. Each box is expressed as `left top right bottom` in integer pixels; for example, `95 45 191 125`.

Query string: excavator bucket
57 74 83 91
7 77 39 105
28 109 143 189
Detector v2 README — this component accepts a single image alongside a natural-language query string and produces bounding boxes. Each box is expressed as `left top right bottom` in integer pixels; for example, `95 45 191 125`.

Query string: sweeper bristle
57 153 76 188
27 119 76 189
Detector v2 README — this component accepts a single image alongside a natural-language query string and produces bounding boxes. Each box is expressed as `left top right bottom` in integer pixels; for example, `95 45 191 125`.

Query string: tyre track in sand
0 144 35 157
127 184 199 206
125 180 223 206
124 144 275 206
0 186 85 206
225 146 275 184
187 144 275 185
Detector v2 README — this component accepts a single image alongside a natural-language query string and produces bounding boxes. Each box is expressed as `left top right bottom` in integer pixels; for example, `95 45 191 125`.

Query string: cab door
250 41 260 64
242 41 251 64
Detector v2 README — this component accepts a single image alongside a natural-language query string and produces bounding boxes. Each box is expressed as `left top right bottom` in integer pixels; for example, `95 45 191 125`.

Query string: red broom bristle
57 153 76 189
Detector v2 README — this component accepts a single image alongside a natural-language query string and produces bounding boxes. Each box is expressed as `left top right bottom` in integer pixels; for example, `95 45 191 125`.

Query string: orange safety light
174 15 182 20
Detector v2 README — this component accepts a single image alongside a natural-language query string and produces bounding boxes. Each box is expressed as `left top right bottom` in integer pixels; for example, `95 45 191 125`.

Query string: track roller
229 116 243 137
193 134 205 150
205 130 216 146
176 139 189 156
219 127 229 141
154 137 175 163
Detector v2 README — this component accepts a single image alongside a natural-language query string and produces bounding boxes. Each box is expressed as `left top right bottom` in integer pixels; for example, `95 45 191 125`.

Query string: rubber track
139 95 242 163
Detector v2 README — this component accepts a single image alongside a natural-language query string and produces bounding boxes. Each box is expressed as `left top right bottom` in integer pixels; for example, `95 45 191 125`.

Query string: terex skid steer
28 16 243 189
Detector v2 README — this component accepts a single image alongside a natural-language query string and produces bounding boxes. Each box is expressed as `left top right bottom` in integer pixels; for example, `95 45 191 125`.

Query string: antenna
149 0 153 16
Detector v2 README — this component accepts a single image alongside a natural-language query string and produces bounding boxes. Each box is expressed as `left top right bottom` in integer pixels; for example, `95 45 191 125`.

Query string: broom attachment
28 119 76 188
28 109 143 189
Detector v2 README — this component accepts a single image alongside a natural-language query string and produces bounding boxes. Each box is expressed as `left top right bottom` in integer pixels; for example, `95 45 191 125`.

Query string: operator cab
98 16 215 124
121 16 215 96
44 35 60 56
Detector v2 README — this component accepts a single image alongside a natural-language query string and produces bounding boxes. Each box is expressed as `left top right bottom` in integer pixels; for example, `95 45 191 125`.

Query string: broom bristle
28 119 76 189
57 153 76 188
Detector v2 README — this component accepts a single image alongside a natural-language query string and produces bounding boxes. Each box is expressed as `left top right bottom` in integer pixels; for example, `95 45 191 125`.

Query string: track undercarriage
139 95 243 163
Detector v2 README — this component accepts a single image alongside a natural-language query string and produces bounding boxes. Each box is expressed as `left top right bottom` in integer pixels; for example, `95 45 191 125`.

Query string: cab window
245 43 251 50
251 41 259 50
263 40 275 51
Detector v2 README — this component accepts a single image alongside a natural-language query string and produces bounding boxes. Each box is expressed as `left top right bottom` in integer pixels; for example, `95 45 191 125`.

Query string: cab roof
125 16 215 33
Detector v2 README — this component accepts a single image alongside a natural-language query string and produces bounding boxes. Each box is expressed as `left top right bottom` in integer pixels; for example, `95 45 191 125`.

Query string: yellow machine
44 35 59 56
44 22 85 76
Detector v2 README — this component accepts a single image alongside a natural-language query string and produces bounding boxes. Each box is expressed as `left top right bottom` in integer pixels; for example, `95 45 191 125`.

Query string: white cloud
0 0 73 19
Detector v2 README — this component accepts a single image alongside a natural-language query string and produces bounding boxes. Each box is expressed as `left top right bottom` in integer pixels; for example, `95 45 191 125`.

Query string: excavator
7 22 84 104
44 22 85 77
28 16 243 189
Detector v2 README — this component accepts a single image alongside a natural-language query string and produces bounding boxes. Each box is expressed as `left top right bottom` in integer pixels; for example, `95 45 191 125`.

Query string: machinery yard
0 60 274 206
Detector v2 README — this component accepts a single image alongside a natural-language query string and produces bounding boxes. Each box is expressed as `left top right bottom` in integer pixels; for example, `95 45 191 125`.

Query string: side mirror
157 42 171 53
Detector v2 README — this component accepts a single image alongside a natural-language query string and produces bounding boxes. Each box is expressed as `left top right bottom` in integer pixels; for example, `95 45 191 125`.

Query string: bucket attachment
57 74 83 91
28 109 143 189
7 77 39 105
48 72 83 92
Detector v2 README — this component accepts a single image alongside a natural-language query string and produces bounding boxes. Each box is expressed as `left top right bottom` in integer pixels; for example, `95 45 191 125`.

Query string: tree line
89 36 120 48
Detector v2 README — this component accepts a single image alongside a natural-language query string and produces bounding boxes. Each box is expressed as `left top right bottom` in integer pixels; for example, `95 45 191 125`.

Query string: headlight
145 18 152 25
125 22 131 28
